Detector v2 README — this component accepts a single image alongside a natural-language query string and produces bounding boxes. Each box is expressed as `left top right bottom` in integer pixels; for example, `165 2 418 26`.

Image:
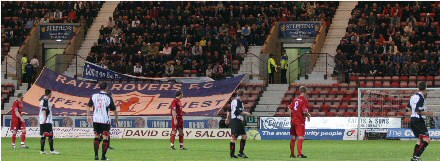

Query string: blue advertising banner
258 129 345 140
279 21 321 39
13 67 244 116
40 23 79 40
387 129 440 139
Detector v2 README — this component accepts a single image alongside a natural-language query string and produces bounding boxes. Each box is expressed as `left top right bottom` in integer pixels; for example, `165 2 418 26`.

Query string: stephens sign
40 23 79 40
13 67 244 116
279 21 321 39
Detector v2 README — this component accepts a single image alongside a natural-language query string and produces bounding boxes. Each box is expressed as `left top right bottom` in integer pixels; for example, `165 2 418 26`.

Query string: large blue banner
279 21 321 39
40 23 79 40
387 129 440 139
16 67 244 116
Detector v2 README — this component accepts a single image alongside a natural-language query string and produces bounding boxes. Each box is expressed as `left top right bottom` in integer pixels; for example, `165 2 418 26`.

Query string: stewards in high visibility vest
268 54 278 84
21 54 28 83
280 50 288 84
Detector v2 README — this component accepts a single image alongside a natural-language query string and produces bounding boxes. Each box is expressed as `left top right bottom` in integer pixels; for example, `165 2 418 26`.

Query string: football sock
297 139 304 155
40 137 46 151
21 131 26 144
290 139 296 156
179 134 184 147
94 138 101 157
102 140 109 158
230 142 236 156
239 139 246 154
12 134 16 145
170 134 176 145
416 141 429 157
413 144 420 156
48 136 54 151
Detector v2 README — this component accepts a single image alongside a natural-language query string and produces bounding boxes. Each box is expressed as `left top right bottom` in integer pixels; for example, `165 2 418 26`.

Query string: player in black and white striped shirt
409 82 431 161
226 89 251 158
39 89 60 155
87 82 118 160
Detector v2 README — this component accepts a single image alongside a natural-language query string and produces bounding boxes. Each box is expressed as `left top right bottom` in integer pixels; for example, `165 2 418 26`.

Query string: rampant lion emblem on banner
113 92 157 115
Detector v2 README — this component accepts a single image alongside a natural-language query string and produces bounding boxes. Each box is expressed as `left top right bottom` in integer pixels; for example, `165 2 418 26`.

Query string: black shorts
93 123 110 135
410 117 429 138
231 119 246 137
40 123 53 136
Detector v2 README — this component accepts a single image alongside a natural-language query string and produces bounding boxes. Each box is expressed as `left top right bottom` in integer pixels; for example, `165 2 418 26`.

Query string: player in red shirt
289 86 310 158
170 90 187 150
11 93 29 148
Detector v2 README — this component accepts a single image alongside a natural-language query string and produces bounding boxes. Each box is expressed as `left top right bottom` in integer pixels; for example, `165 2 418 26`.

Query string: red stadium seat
331 84 340 91
417 76 426 82
392 82 400 88
321 104 330 112
358 77 366 84
400 82 408 88
373 81 382 87
320 90 329 98
409 76 417 81
366 76 375 83
350 76 358 82
408 82 417 88
329 105 339 112
391 76 400 82
383 82 391 88
335 112 344 117
325 112 336 117
340 83 349 90
382 76 391 83
400 76 409 82
343 112 352 117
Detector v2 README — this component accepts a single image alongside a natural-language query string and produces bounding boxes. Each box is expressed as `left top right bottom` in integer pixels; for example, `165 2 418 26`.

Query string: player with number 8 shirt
289 86 310 159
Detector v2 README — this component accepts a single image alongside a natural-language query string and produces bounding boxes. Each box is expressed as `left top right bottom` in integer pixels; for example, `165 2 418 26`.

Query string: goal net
357 88 440 140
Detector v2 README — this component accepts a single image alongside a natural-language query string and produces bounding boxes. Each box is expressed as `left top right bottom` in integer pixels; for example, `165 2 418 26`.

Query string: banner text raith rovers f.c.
16 68 244 116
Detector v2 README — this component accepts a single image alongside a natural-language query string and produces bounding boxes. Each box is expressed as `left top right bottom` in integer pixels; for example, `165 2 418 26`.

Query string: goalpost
357 88 440 140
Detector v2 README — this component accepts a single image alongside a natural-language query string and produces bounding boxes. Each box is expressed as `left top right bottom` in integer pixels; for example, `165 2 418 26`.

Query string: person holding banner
289 86 310 158
87 82 119 160
170 90 188 150
39 89 60 155
409 82 431 161
11 93 29 149
228 89 251 158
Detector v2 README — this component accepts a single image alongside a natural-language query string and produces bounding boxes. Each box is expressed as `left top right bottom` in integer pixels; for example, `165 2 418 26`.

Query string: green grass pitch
1 138 439 161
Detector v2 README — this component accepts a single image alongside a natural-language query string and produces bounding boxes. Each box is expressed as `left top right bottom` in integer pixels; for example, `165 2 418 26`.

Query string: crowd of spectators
334 2 440 80
1 1 102 46
87 1 338 79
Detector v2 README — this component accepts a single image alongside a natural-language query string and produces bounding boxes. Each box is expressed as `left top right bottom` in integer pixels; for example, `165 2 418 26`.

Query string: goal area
357 88 440 140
